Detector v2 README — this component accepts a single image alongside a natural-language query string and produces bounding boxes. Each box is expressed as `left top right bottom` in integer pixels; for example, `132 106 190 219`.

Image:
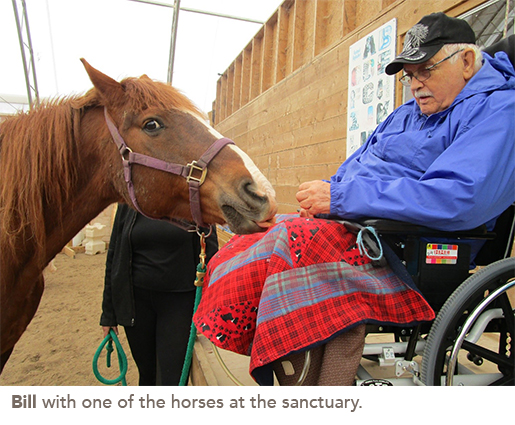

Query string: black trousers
123 286 196 386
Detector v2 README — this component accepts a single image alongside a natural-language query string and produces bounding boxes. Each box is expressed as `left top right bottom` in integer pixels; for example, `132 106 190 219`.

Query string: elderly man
297 13 514 239
194 13 515 386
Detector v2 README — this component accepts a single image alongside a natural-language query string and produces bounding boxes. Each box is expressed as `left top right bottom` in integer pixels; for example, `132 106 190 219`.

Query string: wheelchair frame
353 205 515 386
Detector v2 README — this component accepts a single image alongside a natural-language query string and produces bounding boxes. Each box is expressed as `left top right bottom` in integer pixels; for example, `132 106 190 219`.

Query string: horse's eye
143 119 163 133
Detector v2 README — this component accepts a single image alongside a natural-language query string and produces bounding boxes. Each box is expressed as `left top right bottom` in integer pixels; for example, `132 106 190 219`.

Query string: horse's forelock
73 77 203 119
120 76 202 116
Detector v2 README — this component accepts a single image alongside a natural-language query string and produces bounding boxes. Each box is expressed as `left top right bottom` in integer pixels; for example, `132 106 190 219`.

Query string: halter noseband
104 107 234 229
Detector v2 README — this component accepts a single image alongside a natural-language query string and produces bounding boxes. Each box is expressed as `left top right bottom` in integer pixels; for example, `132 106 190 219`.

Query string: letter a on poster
346 19 397 157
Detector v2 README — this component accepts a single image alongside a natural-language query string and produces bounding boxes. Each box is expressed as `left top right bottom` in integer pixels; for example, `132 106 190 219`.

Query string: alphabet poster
346 19 397 157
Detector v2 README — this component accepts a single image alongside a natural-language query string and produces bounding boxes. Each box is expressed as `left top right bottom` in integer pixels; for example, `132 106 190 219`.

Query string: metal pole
167 0 180 85
127 0 265 24
12 0 32 107
503 0 512 37
179 6 264 24
12 0 39 109
21 0 39 106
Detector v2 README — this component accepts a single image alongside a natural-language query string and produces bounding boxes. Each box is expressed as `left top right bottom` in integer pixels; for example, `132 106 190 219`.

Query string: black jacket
100 204 218 327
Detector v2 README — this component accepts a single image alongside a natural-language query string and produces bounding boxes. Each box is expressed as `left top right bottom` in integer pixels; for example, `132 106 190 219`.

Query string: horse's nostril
241 180 267 204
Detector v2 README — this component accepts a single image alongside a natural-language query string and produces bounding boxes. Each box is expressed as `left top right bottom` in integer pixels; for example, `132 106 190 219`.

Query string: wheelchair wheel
421 257 515 386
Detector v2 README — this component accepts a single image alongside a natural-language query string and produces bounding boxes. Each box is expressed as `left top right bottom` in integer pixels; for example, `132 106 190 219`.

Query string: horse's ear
80 58 124 104
140 74 152 81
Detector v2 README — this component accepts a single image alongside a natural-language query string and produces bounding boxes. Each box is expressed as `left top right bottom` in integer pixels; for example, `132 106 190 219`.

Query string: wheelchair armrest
360 218 495 240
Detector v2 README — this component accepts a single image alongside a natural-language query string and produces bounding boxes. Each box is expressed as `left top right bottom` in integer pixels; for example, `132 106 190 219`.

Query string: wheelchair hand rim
445 278 515 386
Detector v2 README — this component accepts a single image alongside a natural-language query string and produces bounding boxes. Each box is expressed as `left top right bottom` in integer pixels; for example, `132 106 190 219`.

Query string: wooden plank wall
212 0 487 214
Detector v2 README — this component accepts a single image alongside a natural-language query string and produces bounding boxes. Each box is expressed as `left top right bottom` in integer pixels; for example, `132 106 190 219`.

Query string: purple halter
104 108 234 229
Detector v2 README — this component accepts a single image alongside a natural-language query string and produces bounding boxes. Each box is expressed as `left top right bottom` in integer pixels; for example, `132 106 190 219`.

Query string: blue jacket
330 52 515 232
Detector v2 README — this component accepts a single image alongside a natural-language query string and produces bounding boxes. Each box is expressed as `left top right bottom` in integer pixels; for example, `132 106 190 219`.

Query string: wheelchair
350 203 515 386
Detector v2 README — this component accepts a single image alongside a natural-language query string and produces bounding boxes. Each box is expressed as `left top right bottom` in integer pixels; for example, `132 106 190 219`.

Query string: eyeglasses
399 49 464 87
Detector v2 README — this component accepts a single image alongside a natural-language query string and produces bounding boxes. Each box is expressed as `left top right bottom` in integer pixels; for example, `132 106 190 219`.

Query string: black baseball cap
385 12 476 75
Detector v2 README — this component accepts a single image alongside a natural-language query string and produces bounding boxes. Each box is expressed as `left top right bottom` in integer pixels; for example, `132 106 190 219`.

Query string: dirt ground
0 252 139 386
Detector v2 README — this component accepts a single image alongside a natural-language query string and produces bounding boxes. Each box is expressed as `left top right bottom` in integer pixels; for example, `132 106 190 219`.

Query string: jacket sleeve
99 204 124 326
330 91 515 231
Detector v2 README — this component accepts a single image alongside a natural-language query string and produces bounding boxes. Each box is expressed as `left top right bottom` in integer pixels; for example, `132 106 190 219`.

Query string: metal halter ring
186 160 208 185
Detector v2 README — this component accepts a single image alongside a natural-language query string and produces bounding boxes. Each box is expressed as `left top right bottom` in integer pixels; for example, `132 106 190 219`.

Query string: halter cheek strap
104 108 234 228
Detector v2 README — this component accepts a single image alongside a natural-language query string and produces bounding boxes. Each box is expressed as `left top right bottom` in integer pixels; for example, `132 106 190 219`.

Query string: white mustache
414 91 433 99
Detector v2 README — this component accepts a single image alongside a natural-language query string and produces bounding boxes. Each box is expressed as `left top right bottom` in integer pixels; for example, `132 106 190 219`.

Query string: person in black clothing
100 203 218 385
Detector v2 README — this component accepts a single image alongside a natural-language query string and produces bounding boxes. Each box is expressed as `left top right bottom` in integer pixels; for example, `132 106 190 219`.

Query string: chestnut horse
0 59 277 372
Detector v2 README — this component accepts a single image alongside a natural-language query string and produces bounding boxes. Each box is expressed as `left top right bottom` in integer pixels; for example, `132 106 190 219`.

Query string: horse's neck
43 108 122 264
43 179 115 264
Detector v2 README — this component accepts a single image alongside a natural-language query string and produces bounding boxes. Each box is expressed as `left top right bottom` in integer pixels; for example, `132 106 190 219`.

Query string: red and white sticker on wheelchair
426 244 459 264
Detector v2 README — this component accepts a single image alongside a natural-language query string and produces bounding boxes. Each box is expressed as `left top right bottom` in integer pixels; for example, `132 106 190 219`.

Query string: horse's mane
0 75 202 265
0 97 82 265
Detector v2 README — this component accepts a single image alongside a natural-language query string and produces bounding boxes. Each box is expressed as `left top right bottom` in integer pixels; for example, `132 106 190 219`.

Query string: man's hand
296 180 331 218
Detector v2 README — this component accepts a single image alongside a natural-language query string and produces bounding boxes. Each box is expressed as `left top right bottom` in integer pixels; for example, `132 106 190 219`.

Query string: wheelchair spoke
461 340 512 370
498 289 514 333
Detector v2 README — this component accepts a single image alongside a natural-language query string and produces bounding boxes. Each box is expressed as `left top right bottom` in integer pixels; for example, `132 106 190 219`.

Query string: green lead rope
92 329 128 386
179 232 208 386
179 281 203 386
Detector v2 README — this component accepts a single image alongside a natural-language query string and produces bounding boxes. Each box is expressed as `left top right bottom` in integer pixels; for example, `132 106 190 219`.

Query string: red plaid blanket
193 215 434 382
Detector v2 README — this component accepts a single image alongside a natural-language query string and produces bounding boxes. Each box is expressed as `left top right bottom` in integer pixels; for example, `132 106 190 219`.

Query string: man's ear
462 48 477 81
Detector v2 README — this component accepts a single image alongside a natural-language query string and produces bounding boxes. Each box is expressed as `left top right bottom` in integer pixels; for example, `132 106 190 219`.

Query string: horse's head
81 59 277 234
